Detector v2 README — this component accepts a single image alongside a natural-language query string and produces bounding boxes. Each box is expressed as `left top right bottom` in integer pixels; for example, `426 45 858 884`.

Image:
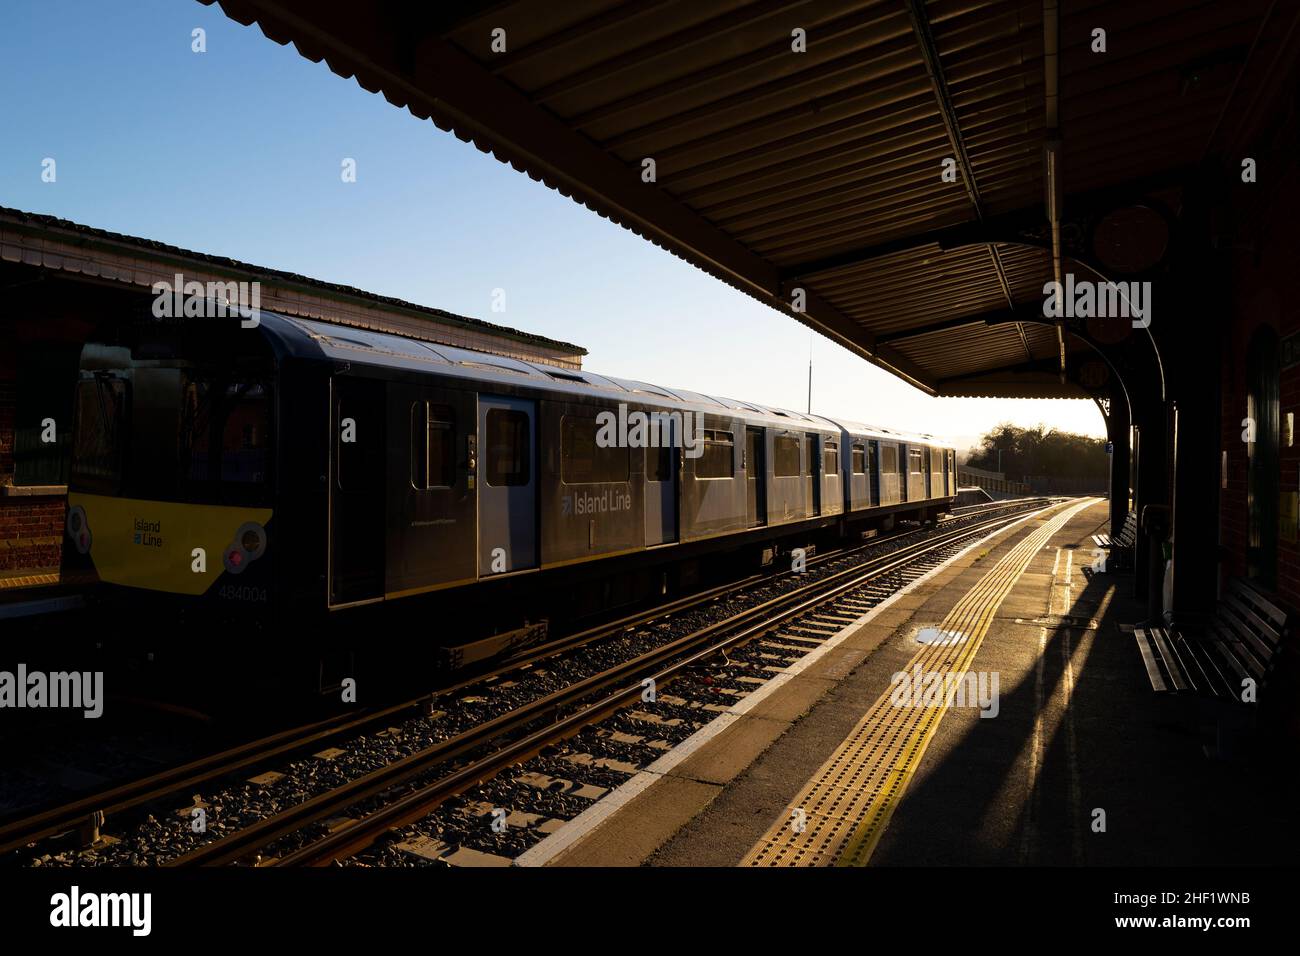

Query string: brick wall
0 498 63 574
1220 176 1300 615
0 347 12 479
0 339 64 579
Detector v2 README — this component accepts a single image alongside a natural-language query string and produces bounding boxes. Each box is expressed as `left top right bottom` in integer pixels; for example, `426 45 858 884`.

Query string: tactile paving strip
741 498 1097 867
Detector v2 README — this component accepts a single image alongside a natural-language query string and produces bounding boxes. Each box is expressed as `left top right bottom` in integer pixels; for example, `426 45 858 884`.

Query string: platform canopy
200 0 1276 397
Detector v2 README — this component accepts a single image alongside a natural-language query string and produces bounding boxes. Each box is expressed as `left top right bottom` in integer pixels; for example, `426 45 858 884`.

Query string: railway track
3 497 1051 867
177 499 1058 867
1 532 879 859
0 702 415 859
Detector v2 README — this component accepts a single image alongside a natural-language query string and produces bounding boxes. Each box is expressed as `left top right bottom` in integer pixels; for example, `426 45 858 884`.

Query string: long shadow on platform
872 570 1300 866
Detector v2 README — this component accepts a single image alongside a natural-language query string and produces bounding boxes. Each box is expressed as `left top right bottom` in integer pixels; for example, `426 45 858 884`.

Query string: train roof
819 417 952 449
256 311 951 447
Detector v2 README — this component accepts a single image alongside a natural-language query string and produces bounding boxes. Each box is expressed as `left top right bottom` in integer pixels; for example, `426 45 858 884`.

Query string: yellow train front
62 321 283 620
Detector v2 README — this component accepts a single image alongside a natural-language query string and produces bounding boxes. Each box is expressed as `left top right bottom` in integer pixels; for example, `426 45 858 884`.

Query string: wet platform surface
540 499 1300 867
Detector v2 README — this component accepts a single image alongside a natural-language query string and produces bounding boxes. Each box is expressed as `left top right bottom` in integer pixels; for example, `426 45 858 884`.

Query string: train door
805 433 821 516
477 395 537 575
923 447 932 498
868 441 880 505
899 443 910 501
746 426 766 527
388 383 477 596
645 443 677 545
330 375 386 607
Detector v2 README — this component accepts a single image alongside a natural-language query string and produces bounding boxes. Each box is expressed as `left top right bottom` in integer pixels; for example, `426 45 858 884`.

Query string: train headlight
234 522 267 560
222 522 267 575
66 505 92 555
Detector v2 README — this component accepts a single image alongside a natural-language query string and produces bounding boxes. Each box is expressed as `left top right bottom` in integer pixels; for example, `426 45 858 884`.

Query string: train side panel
680 416 747 542
539 398 643 565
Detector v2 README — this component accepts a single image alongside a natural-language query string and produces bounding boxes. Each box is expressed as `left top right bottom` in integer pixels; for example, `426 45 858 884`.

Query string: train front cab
63 315 281 619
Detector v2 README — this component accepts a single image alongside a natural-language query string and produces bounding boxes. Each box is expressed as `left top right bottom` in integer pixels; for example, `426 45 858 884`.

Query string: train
62 310 956 684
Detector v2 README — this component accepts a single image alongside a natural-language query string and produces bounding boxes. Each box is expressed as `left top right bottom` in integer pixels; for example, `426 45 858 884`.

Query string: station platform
0 574 82 620
526 499 1300 867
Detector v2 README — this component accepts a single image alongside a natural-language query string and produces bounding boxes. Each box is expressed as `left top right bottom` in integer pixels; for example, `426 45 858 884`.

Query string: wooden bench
1134 578 1287 703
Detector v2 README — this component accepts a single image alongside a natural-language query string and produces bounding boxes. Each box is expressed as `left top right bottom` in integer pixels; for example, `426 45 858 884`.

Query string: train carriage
62 310 958 673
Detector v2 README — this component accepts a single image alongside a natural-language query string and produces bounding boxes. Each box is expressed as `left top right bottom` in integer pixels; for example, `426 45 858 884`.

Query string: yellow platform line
0 571 60 591
740 497 1099 867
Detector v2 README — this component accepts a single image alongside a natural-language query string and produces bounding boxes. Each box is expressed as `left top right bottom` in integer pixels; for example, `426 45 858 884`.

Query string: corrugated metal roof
198 0 1286 398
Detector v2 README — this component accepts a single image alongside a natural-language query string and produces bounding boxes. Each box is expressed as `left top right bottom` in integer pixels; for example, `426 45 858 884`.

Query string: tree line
964 424 1108 481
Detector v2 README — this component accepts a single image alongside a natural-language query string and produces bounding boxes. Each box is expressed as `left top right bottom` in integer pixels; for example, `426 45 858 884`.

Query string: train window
745 428 761 473
71 375 129 495
881 444 898 474
697 429 735 479
774 435 800 477
181 378 271 489
646 444 672 482
823 440 839 475
562 416 629 483
429 408 455 488
410 402 455 490
909 448 923 475
851 444 866 475
485 408 530 486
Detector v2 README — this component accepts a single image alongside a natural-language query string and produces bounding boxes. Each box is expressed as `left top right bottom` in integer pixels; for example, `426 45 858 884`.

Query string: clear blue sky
0 0 1104 455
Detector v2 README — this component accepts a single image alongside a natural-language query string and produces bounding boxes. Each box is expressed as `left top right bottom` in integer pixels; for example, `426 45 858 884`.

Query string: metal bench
1091 510 1136 550
1089 511 1136 572
1133 577 1287 703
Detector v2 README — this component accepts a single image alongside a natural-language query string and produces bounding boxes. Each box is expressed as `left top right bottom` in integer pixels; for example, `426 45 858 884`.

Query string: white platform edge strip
514 502 1066 867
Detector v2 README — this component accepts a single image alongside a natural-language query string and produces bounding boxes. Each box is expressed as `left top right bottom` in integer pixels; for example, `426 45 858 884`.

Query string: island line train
62 311 957 686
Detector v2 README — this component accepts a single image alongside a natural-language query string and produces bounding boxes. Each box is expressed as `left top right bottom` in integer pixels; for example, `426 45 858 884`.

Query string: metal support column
1107 392 1132 537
